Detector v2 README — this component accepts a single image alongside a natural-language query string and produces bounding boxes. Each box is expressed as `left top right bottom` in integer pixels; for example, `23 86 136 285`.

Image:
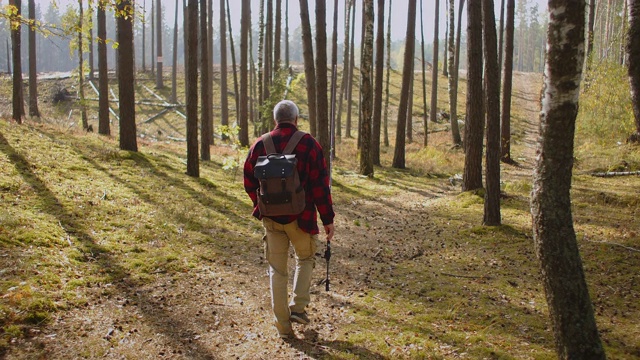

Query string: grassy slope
0 69 639 359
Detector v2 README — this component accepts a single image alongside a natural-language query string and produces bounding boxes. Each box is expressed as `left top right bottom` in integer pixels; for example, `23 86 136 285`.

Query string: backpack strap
283 131 306 155
262 133 277 155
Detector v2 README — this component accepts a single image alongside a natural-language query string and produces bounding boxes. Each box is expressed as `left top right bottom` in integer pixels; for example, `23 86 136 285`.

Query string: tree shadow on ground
284 328 388 359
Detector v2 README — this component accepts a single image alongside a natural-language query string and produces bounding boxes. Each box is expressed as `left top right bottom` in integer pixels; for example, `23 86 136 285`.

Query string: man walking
243 100 335 339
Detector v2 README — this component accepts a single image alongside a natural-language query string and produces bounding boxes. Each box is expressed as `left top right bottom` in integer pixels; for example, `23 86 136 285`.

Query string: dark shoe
290 311 310 325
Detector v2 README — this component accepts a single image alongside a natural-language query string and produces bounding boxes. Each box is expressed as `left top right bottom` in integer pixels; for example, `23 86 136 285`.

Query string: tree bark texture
448 0 463 146
28 0 39 117
429 0 440 125
532 1 606 358
78 0 88 130
330 0 339 160
392 0 417 169
274 0 282 71
171 0 179 103
200 0 212 159
156 0 164 88
315 0 330 159
383 0 392 147
501 0 515 161
10 0 24 123
117 0 138 152
451 0 465 147
299 0 317 137
628 0 640 137
360 0 374 176
239 0 250 146
97 0 110 136
482 0 501 226
421 0 428 147
220 0 229 132
372 0 385 165
336 0 352 139
186 0 199 175
346 0 356 138
462 0 483 191
227 0 240 119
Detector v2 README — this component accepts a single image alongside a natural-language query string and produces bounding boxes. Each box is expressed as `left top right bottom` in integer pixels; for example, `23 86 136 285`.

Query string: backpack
254 131 307 216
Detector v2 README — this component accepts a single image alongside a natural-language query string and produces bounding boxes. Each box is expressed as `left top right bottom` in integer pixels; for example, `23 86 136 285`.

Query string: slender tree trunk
171 0 179 103
315 0 330 158
10 0 24 123
372 0 385 165
274 0 282 71
186 0 199 175
407 70 413 143
220 0 229 135
285 0 289 69
336 0 352 140
227 0 240 120
299 0 318 136
97 0 110 136
346 0 356 138
498 0 505 77
463 0 484 191
257 0 264 130
88 7 94 80
330 0 339 160
117 0 138 151
501 0 515 161
239 0 250 146
360 0 374 176
482 0 501 226
629 0 640 139
383 0 392 147
421 0 429 147
200 0 211 159
28 0 39 117
448 0 463 146
621 0 628 65
6 39 11 74
142 0 146 72
151 0 155 75
264 0 273 130
357 8 366 149
392 0 417 169
156 0 164 88
78 0 89 130
443 2 449 77
532 1 605 357
430 0 440 125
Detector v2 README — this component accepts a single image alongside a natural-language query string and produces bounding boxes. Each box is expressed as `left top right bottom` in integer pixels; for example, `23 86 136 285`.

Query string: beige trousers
262 217 317 335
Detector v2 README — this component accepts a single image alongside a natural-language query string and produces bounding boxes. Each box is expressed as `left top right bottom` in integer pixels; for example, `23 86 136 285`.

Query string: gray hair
273 100 299 123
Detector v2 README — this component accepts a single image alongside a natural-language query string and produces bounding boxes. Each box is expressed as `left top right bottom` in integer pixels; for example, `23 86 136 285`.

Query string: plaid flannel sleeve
243 141 262 207
308 141 335 226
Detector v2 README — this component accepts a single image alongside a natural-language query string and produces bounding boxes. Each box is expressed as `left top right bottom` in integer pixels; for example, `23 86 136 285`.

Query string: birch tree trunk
532 1 606 357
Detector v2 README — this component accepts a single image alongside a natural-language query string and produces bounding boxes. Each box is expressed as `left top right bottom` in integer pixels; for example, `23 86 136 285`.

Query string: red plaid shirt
243 123 335 234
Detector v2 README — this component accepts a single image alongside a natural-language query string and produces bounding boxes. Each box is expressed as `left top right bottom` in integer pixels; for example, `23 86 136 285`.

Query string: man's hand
324 224 335 242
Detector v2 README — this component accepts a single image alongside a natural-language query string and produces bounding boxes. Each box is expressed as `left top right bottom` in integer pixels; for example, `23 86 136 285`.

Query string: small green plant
219 124 247 179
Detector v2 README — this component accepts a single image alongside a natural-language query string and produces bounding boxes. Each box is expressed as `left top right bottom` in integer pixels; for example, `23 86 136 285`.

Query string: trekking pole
324 239 331 291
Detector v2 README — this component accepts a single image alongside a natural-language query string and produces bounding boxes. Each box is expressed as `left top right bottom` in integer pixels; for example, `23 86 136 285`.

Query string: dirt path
10 73 545 360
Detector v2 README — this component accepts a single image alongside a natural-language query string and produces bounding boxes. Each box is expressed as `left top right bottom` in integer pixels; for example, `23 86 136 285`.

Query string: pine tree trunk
200 0 212 159
156 0 164 88
407 72 413 143
257 0 264 131
429 0 440 125
151 0 155 75
97 0 110 136
346 0 356 139
448 0 463 146
462 0 484 191
501 0 515 161
227 0 240 120
336 0 352 140
316 0 330 158
171 0 179 103
89 13 94 80
532 1 605 357
372 0 385 165
330 0 339 160
28 0 39 118
498 0 505 76
6 39 11 74
629 0 640 138
142 0 146 72
443 3 449 78
299 0 318 137
220 0 229 135
421 0 428 147
360 0 374 176
285 0 290 69
392 0 417 169
383 0 392 147
239 0 251 146
117 0 138 152
79 0 88 130
186 0 199 175
482 0 501 226
274 0 281 71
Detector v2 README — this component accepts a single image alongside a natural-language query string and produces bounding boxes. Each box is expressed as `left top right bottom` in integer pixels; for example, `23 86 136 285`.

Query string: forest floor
1 71 639 359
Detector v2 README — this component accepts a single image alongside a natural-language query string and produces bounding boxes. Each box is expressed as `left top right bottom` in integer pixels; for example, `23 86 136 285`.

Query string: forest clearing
1 64 639 358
